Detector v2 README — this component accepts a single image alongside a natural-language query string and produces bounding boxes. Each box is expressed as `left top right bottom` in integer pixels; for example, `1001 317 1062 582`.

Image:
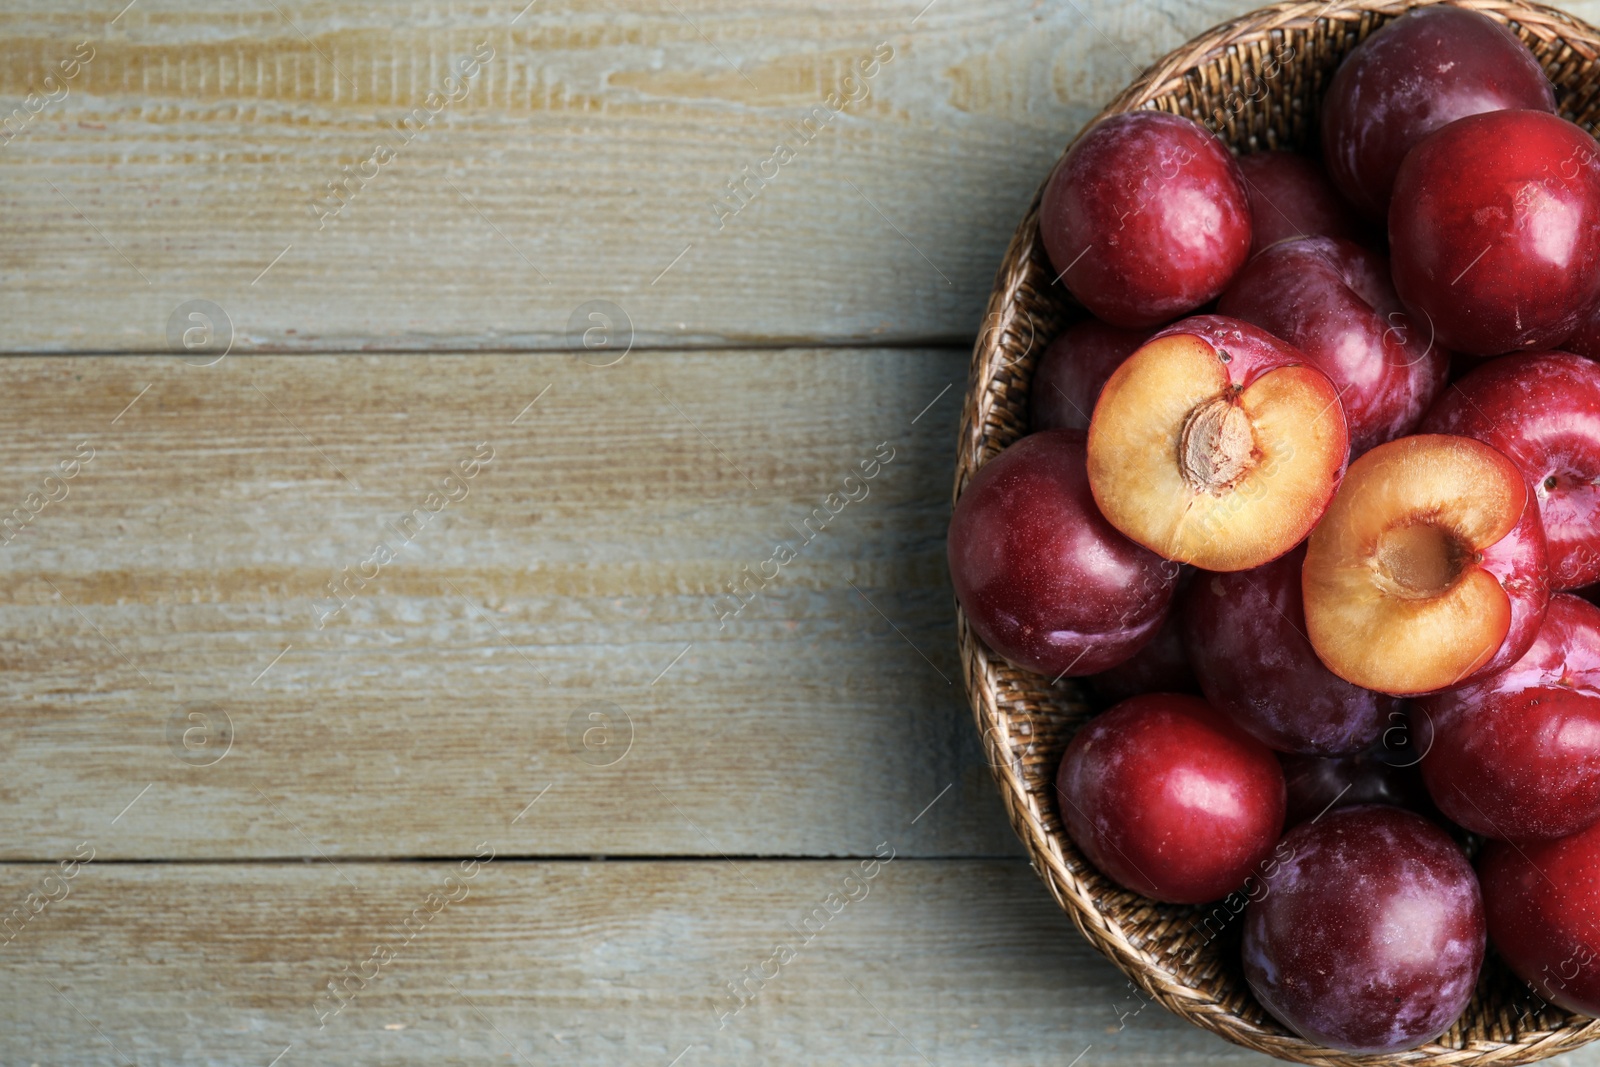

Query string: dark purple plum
1235 151 1362 257
1321 5 1555 220
1390 110 1600 357
1280 739 1430 827
1243 805 1485 1052
1087 607 1197 707
1029 319 1150 433
1181 543 1397 755
1218 236 1449 456
948 429 1177 677
1420 352 1600 590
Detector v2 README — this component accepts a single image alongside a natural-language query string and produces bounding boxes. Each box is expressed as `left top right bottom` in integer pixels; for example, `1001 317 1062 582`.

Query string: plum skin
1320 5 1555 220
1182 543 1399 755
947 429 1176 677
1242 805 1485 1053
1087 606 1197 708
1415 594 1600 840
1480 822 1600 1016
1234 151 1362 257
1055 692 1285 904
1418 685 1600 841
1421 351 1600 591
1389 109 1600 357
1280 742 1430 827
1566 302 1600 361
1040 112 1251 329
1029 319 1150 433
1464 461 1555 686
1218 236 1449 456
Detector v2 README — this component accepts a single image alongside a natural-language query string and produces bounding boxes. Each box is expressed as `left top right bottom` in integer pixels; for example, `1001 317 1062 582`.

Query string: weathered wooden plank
0 349 1024 859
0 0 1297 353
0 859 1310 1065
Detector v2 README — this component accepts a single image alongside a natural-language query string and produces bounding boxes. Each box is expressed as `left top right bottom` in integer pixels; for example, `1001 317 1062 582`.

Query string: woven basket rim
955 1 1600 1063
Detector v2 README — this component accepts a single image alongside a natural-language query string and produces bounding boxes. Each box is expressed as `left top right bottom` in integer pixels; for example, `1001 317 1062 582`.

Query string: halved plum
1086 315 1348 572
1302 434 1549 696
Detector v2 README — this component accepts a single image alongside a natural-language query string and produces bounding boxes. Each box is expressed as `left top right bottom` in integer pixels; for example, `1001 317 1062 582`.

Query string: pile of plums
949 6 1600 1054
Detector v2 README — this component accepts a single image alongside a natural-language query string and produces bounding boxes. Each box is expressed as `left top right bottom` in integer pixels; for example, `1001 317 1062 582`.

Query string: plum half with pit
1086 315 1348 572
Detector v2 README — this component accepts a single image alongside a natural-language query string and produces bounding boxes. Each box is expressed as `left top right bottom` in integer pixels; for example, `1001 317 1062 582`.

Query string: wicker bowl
955 1 1600 1063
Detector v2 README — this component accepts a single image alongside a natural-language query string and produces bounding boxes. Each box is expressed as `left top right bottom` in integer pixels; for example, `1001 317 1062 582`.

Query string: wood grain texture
20 5 1600 1063
0 348 1024 860
0 0 1311 354
0 859 1321 1066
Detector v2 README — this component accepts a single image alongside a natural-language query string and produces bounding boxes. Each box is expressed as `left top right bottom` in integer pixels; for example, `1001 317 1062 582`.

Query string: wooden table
4 2 1595 1064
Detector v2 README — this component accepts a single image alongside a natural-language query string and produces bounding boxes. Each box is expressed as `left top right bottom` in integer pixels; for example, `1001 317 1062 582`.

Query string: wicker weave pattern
955 2 1600 1062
